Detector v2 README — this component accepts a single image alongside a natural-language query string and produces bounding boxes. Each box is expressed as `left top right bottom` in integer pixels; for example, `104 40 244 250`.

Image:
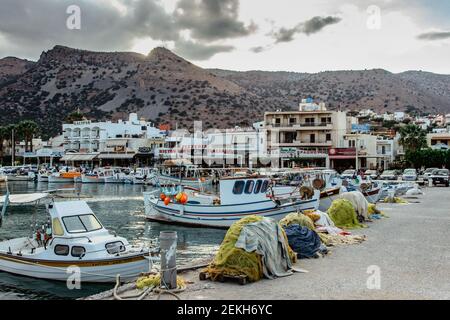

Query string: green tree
0 126 9 165
16 120 39 152
399 124 427 153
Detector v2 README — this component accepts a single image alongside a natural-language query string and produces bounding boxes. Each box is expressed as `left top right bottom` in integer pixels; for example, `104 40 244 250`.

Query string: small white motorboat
0 194 154 283
144 176 320 228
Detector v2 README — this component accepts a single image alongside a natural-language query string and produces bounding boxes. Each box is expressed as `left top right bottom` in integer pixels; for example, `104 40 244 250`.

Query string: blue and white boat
143 176 320 228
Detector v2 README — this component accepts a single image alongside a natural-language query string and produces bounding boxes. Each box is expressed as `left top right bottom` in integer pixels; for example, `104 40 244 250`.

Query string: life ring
312 178 326 190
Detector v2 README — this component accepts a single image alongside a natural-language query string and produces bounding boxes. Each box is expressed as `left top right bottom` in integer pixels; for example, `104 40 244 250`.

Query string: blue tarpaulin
283 224 322 259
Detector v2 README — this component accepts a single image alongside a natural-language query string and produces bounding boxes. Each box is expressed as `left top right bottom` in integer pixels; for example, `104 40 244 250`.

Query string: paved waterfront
176 187 450 300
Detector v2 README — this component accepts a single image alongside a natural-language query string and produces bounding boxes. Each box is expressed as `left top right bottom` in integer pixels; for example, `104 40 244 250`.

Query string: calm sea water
0 181 226 300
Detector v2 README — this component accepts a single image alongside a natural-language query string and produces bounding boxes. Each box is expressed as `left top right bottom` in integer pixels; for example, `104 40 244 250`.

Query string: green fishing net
204 215 295 282
327 199 364 229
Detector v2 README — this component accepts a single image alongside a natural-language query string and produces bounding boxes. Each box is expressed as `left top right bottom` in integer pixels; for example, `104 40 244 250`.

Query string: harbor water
0 181 226 300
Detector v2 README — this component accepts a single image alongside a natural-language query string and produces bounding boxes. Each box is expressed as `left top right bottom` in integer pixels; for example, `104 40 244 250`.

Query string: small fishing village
0 99 449 300
0 0 450 308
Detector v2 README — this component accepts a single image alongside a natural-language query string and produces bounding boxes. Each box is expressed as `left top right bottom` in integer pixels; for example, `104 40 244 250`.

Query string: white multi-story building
154 126 267 168
264 98 347 168
63 113 164 153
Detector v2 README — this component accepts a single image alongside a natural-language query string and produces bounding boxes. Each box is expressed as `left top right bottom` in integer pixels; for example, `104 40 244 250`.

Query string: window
54 245 69 256
289 118 296 124
310 134 315 143
106 241 126 254
244 180 255 194
52 218 64 236
71 246 86 258
326 133 332 141
232 181 245 194
254 180 262 194
62 214 102 234
261 180 269 193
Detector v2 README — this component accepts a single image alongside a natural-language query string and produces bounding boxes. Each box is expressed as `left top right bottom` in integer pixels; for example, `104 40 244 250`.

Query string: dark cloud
250 46 266 53
270 16 341 43
250 44 273 54
174 39 234 60
174 0 256 41
0 0 254 60
417 31 450 40
302 16 342 35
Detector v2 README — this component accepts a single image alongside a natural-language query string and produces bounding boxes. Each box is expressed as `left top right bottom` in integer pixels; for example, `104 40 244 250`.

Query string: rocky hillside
0 45 449 138
210 69 450 115
0 57 34 84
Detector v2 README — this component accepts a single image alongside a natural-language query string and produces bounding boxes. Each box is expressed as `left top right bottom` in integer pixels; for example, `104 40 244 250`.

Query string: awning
329 155 356 160
0 193 49 204
60 153 98 161
97 153 135 159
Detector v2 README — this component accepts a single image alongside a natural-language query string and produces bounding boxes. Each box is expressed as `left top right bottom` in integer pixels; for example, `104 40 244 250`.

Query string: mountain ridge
1 45 449 138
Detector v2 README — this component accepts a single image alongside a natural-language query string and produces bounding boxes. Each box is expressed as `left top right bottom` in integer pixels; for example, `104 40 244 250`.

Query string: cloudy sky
0 0 449 73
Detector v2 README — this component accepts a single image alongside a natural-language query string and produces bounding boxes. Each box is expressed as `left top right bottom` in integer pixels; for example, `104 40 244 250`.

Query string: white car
341 169 356 179
380 170 397 180
402 168 417 181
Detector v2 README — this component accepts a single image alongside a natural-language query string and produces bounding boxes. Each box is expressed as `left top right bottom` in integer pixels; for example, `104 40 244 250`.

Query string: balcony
274 140 333 148
267 122 333 130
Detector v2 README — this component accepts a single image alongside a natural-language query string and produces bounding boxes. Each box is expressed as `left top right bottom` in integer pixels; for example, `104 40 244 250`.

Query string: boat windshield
62 214 102 233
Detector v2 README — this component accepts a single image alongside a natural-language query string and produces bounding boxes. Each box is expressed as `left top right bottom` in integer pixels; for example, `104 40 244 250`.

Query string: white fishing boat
81 169 105 183
0 194 154 283
342 178 383 203
103 168 126 184
37 169 50 182
47 167 81 183
143 176 320 228
131 168 154 185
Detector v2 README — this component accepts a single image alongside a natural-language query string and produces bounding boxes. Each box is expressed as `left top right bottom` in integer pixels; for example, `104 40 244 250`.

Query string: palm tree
16 120 39 152
0 126 9 165
399 124 427 153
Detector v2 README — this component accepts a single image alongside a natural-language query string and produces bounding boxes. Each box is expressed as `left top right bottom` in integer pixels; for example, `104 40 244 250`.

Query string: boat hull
144 193 319 228
362 187 382 203
319 187 342 211
48 176 75 183
81 175 105 183
0 252 150 283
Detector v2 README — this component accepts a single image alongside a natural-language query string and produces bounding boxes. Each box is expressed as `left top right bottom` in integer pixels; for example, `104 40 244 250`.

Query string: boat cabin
219 176 270 205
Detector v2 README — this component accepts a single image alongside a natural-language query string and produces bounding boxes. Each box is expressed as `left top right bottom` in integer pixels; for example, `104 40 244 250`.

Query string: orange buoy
160 193 166 201
164 197 170 206
180 193 188 204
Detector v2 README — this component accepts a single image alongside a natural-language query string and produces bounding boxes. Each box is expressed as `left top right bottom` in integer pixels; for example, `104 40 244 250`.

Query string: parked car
430 169 450 187
379 170 397 180
364 169 378 179
418 167 439 182
402 168 417 181
341 169 356 179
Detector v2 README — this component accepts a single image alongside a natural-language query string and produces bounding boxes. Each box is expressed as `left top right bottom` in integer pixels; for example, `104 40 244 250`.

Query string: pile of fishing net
279 211 315 230
383 197 408 204
327 199 364 229
368 203 388 219
279 212 327 258
203 216 296 282
136 274 186 290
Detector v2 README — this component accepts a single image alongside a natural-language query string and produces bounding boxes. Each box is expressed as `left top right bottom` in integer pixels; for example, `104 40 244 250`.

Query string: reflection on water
0 181 226 300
